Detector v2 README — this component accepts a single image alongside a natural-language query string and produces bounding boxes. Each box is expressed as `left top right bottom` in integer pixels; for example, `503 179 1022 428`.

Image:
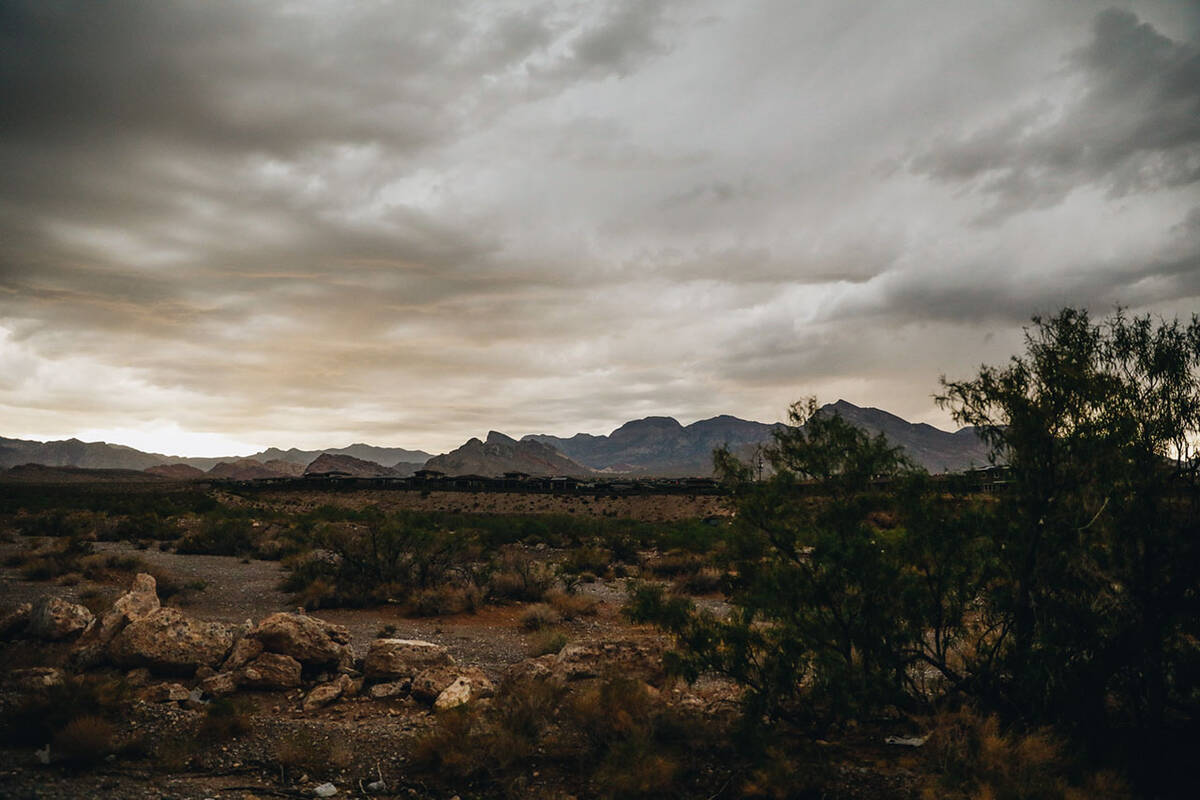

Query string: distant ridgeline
1 400 992 479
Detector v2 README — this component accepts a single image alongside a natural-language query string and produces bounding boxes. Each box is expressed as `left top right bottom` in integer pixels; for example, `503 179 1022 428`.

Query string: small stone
125 667 152 687
368 681 408 699
240 652 303 689
27 596 94 641
9 667 65 692
302 674 352 713
200 671 239 698
143 682 189 703
313 782 337 797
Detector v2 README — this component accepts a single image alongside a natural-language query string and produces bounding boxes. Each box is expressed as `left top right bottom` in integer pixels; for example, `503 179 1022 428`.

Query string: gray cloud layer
1 1 1197 455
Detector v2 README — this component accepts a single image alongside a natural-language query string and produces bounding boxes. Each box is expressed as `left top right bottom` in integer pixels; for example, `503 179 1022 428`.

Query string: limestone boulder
365 638 453 681
221 636 264 672
108 608 235 673
250 612 351 666
302 674 354 712
502 655 557 686
410 665 461 703
240 652 302 689
553 639 666 685
27 596 94 641
432 669 495 712
98 573 160 641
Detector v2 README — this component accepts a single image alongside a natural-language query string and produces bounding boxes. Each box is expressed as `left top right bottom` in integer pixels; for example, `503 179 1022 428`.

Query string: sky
2 1 1198 457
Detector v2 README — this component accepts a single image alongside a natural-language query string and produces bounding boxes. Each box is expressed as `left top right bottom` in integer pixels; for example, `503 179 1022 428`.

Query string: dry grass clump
487 548 555 602
412 676 567 785
196 696 255 742
2 674 131 768
51 715 115 766
527 628 568 656
5 536 97 581
273 727 355 780
408 584 482 617
673 566 723 595
544 589 599 620
561 545 612 576
920 708 1132 800
643 550 706 578
412 674 705 799
519 603 562 631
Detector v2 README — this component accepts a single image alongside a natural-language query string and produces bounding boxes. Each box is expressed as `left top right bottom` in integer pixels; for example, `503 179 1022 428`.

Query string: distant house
451 474 490 490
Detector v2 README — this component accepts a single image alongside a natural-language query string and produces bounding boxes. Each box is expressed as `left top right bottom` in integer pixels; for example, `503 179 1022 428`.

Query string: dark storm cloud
1 1 1196 453
912 8 1200 221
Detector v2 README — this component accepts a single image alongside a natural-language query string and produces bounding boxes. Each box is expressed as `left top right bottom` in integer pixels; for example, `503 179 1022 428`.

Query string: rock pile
2 576 673 717
2 574 504 715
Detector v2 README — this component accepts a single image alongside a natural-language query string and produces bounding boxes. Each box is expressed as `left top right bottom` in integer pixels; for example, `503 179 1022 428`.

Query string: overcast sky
2 1 1198 456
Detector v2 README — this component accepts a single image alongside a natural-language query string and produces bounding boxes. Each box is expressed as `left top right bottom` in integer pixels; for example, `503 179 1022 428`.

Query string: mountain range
1 401 994 479
424 431 593 477
0 438 431 473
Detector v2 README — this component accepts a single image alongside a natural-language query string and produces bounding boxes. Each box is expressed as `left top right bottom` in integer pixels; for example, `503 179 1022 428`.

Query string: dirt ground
0 538 705 800
0 487 922 800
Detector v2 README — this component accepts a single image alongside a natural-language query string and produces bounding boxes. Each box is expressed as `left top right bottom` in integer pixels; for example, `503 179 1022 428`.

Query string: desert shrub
545 589 598 620
561 545 611 576
176 514 256 556
920 708 1132 800
938 309 1200 793
412 676 565 784
52 715 115 767
674 566 723 595
409 584 481 617
151 569 208 605
528 628 568 657
737 746 834 799
108 513 176 542
196 696 254 742
2 674 130 749
519 603 561 631
19 557 56 581
10 535 113 582
16 511 86 538
643 550 706 578
486 548 555 603
413 674 717 798
79 551 147 582
376 623 399 638
280 513 475 608
273 726 354 780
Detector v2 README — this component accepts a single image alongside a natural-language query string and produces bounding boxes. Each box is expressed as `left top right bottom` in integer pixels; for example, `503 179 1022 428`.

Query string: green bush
176 514 256 556
486 547 555 603
280 513 476 609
